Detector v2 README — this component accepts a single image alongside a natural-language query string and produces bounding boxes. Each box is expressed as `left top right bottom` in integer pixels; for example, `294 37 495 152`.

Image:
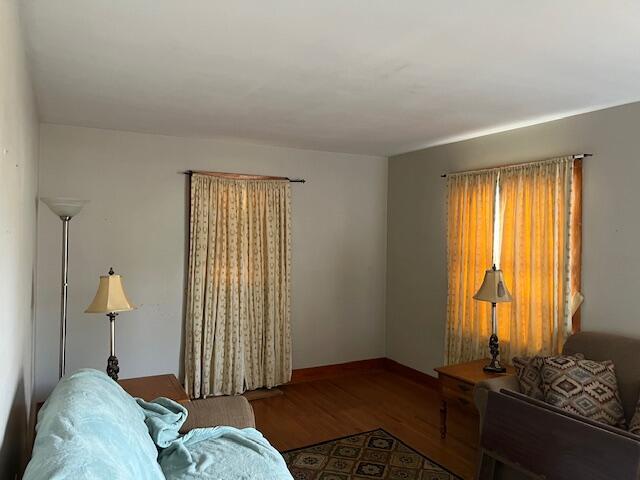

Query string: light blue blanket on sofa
137 397 292 480
24 369 292 480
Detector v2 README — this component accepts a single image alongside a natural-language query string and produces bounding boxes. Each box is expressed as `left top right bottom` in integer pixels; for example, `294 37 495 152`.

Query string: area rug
283 428 462 480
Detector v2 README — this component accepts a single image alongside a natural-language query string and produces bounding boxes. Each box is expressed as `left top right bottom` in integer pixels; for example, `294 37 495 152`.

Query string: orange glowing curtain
445 157 581 365
496 157 577 359
445 170 498 364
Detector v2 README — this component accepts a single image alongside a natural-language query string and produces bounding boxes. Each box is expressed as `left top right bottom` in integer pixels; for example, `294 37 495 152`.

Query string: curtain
184 174 292 398
445 170 498 364
497 157 575 358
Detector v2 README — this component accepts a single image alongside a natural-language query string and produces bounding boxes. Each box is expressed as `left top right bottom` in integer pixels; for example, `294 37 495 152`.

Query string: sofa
24 369 292 479
473 331 640 479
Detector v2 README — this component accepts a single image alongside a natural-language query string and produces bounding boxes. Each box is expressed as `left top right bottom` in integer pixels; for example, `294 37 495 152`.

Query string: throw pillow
540 356 626 429
629 401 640 436
513 353 584 401
512 356 545 400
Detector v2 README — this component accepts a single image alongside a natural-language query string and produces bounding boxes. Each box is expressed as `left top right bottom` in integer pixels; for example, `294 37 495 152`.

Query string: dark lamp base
483 363 507 373
107 355 120 381
485 332 506 373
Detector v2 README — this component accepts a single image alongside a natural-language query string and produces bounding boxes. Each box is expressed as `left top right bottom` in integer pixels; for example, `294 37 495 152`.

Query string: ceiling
20 1 640 156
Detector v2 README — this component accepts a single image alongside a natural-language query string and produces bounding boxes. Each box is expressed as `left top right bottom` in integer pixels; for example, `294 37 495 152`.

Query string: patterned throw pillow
630 401 640 436
513 353 584 401
513 356 545 400
540 356 626 429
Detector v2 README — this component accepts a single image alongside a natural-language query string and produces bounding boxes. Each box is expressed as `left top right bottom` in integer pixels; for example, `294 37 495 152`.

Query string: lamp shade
41 197 88 218
473 265 512 303
85 270 136 313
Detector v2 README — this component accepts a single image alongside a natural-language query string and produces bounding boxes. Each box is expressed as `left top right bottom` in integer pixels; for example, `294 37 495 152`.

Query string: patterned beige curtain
445 170 498 364
497 157 575 359
184 174 292 398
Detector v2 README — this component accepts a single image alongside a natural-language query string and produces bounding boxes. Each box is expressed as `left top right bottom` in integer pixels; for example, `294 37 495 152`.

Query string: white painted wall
35 124 387 399
0 0 39 477
386 101 640 377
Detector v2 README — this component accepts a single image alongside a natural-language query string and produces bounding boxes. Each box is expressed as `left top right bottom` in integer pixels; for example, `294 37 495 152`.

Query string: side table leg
440 399 447 439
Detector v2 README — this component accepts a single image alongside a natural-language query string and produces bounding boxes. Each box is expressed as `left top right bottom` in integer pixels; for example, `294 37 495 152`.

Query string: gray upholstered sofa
473 331 640 479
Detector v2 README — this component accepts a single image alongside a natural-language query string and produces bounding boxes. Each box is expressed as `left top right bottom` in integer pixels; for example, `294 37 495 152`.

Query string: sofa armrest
473 375 520 429
179 396 256 433
479 389 640 479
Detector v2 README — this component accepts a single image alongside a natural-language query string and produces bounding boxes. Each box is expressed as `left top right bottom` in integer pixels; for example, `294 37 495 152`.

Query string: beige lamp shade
85 270 136 313
473 265 513 303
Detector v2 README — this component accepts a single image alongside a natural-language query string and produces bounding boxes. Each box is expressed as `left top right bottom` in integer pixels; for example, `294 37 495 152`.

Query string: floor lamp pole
42 197 87 379
59 216 70 379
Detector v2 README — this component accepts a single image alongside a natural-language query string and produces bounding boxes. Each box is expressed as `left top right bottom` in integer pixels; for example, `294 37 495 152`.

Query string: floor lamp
41 197 88 379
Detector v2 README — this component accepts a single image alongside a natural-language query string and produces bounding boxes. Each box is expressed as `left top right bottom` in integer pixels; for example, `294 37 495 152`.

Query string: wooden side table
435 359 514 439
119 374 190 404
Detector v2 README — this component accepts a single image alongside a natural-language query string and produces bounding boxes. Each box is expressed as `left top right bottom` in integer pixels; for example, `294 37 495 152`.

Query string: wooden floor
251 369 479 479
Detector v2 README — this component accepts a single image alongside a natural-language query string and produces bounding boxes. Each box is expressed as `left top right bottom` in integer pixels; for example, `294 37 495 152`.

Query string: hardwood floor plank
251 369 477 479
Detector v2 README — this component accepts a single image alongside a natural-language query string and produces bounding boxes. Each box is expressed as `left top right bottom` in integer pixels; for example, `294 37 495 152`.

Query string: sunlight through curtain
445 170 498 364
445 157 579 364
497 157 575 359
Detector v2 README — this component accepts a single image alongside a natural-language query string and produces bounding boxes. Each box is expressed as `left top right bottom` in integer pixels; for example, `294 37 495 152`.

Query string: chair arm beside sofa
179 396 256 433
473 375 520 428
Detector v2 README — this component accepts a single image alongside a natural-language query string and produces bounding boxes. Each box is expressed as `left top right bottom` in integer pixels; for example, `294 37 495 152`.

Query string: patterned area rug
283 428 461 480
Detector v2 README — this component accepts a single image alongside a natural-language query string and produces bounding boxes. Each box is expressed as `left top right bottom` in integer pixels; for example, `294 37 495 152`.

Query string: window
445 157 582 364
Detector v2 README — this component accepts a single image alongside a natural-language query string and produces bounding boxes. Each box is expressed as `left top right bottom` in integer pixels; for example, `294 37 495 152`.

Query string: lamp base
483 362 507 374
107 355 120 381
484 333 506 373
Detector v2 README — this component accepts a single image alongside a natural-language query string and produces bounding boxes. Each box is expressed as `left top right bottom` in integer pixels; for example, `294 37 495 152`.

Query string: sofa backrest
24 369 165 480
563 331 640 424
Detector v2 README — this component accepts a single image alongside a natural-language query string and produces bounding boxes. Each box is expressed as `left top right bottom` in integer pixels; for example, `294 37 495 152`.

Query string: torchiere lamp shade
85 272 136 313
41 197 88 218
474 266 513 303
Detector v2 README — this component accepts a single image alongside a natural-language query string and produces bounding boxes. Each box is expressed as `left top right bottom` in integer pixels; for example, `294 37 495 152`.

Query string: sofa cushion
513 353 583 401
24 369 165 480
540 356 626 429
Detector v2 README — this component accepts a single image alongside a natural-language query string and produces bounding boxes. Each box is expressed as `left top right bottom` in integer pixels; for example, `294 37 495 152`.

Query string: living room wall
35 124 388 399
0 1 39 477
387 101 640 377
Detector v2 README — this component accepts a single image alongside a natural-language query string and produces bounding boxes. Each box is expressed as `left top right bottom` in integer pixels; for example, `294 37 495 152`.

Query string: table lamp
85 268 136 380
41 197 88 378
473 265 512 373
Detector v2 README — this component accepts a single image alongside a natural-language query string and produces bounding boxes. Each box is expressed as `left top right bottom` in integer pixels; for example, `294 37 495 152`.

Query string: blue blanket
24 369 292 480
137 397 293 480
24 369 166 480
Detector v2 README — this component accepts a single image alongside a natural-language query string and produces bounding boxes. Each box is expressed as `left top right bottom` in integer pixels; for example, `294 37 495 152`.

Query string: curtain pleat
185 174 292 398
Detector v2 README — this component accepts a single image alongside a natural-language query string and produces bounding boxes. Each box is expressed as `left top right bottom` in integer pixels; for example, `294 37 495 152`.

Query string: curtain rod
181 170 306 183
440 153 592 178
